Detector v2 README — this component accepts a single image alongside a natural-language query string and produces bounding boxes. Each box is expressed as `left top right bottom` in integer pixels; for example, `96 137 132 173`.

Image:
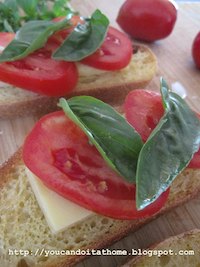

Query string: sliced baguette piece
121 229 200 267
0 45 157 119
1 149 200 267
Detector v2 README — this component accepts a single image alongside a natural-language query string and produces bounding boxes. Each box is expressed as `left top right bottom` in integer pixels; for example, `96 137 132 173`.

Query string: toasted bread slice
0 45 156 118
122 229 200 267
1 148 200 267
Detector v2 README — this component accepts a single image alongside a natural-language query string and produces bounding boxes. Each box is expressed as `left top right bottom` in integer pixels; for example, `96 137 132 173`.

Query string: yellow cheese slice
26 168 93 234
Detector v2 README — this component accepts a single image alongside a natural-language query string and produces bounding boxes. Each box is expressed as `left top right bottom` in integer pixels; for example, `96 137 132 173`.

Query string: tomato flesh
188 150 200 168
125 90 163 141
49 16 84 46
0 23 133 95
23 111 169 219
50 21 133 71
81 27 133 70
0 32 78 97
0 32 15 48
124 89 200 168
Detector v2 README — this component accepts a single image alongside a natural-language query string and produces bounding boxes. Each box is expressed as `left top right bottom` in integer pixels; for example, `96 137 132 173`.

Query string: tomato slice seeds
23 111 169 220
81 27 133 70
0 24 133 96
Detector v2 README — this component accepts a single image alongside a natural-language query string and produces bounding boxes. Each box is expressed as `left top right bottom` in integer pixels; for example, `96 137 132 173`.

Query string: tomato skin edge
117 0 177 42
192 32 200 69
0 36 79 97
0 26 133 95
23 111 170 220
81 26 133 70
0 61 78 97
124 89 200 169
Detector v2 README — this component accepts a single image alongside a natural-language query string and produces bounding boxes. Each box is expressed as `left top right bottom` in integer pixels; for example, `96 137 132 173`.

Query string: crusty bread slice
0 45 156 118
121 229 200 267
1 149 200 267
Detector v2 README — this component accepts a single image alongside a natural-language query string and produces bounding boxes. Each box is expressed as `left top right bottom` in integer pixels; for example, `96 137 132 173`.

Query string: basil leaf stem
59 97 143 183
0 18 71 62
136 78 200 210
53 9 109 61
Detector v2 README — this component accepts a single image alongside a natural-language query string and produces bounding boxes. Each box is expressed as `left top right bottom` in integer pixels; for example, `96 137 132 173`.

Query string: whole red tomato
117 0 178 42
192 32 200 69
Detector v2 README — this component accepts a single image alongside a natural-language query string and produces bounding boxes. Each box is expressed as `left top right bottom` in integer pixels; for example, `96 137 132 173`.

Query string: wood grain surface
0 1 200 267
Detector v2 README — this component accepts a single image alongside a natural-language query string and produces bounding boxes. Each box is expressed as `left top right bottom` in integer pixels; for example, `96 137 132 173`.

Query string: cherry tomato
23 111 169 219
0 32 78 97
117 0 178 42
192 32 200 69
124 89 200 168
81 26 133 70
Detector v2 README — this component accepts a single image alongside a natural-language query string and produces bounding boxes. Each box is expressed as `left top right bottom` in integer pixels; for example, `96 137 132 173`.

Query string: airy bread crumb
1 150 200 267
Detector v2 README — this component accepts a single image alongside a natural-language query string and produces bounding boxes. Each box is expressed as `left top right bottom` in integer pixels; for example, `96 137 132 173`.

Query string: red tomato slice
0 32 15 47
23 111 169 220
81 26 133 70
49 22 133 71
125 90 164 142
188 150 200 168
0 32 78 97
124 89 200 168
49 16 83 46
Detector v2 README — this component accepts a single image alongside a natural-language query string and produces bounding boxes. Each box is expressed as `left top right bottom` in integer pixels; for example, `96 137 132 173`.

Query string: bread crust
122 229 200 266
1 149 200 267
0 45 157 119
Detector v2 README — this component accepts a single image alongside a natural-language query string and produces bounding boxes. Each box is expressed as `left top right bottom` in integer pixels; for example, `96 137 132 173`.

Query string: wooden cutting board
0 1 200 267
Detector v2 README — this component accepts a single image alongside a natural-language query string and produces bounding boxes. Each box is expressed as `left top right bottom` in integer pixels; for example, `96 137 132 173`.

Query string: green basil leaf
0 0 75 32
3 19 15 32
53 9 109 61
4 0 18 9
59 97 143 183
0 18 71 62
17 0 38 17
136 78 200 210
0 1 20 32
52 0 75 18
3 0 19 13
